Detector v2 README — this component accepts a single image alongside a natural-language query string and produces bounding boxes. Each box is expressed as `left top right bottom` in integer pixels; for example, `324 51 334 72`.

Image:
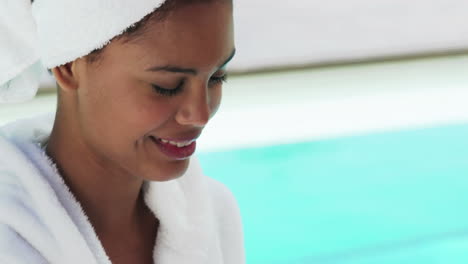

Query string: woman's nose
175 84 211 127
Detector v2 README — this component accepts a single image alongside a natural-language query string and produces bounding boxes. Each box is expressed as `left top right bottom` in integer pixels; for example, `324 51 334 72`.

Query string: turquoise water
198 123 468 264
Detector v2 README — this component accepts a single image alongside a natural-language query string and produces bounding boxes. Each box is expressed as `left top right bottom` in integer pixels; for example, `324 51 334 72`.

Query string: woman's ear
51 61 80 92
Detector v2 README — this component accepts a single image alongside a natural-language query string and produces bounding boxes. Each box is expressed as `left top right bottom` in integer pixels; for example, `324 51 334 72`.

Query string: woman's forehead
109 2 234 71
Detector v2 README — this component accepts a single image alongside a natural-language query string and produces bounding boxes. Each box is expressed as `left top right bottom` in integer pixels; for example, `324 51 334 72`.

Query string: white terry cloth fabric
0 0 42 103
32 0 166 68
0 114 245 264
0 0 166 103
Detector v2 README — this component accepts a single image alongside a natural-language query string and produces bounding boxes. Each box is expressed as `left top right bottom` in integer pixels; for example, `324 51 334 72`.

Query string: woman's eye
152 81 184 97
152 75 227 96
209 74 228 86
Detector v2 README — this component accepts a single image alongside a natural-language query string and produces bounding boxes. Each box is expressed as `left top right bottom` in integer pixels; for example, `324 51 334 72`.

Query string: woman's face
71 1 235 181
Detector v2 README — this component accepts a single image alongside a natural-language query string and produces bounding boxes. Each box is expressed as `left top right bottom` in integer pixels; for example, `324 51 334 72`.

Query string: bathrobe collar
0 114 222 263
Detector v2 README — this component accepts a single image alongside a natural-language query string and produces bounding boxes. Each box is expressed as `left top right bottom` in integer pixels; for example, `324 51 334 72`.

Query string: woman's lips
150 136 196 160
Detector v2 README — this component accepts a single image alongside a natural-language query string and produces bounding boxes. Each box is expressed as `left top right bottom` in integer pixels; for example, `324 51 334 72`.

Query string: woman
0 0 244 263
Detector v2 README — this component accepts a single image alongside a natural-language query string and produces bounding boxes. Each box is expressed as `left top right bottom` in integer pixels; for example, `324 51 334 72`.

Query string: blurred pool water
198 122 468 264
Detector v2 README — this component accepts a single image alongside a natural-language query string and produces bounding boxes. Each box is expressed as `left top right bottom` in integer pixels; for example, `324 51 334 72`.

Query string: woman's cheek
147 99 178 125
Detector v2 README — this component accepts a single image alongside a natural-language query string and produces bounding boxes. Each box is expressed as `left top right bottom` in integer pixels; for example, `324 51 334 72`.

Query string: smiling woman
0 0 244 264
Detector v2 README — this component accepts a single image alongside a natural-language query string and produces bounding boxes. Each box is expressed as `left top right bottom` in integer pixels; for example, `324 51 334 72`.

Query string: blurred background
2 0 468 263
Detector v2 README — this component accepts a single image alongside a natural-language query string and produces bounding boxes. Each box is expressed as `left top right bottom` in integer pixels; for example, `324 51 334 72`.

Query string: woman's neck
45 117 151 236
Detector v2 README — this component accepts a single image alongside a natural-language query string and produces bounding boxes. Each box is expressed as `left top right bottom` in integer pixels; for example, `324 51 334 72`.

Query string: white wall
230 0 468 71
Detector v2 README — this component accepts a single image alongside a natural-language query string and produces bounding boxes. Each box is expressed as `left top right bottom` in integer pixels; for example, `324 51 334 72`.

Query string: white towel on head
1 0 167 103
0 0 42 103
32 0 166 69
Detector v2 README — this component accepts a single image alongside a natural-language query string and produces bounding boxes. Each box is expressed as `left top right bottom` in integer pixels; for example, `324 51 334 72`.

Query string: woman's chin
143 159 190 182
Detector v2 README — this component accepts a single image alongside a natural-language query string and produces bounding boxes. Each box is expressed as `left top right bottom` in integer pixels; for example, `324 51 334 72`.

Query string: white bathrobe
0 114 245 264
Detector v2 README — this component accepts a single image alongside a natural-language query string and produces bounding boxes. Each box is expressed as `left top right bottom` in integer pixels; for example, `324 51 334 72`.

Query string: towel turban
0 0 167 103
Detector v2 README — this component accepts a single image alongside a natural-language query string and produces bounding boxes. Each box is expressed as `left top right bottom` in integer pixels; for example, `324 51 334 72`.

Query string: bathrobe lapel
0 116 224 264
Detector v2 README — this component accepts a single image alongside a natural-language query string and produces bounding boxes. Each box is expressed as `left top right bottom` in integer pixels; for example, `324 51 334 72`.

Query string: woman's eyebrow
146 65 198 75
145 48 236 74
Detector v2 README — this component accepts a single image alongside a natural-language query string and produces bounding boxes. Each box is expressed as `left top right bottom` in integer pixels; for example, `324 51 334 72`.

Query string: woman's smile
149 133 200 160
150 136 197 160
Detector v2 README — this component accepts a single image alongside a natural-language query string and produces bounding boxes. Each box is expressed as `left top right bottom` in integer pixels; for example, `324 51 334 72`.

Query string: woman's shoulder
0 224 49 264
0 118 48 227
205 176 241 216
0 128 30 189
0 132 50 263
204 176 246 264
0 114 54 189
0 114 54 143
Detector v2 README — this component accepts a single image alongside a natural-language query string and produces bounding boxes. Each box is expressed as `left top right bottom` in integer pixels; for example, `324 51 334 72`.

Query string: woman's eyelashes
152 74 228 97
209 74 228 86
152 80 185 97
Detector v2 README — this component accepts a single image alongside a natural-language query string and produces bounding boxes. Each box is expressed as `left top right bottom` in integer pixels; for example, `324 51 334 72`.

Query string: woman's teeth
160 138 193 147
